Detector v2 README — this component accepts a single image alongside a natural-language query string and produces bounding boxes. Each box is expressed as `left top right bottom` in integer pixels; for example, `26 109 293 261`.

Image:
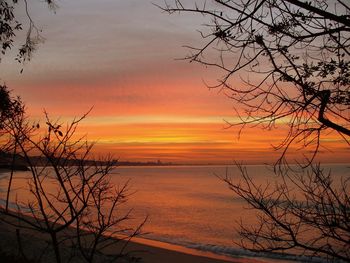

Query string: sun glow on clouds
68 116 348 164
1 0 348 164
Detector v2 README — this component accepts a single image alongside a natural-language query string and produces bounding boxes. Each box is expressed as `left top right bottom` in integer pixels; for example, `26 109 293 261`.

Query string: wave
143 234 333 263
0 198 339 263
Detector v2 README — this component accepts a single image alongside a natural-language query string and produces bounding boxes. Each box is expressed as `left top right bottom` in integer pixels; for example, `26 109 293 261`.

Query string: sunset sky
1 0 348 164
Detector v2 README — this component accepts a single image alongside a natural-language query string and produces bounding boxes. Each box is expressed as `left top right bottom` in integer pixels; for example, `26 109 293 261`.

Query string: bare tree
160 0 350 163
223 164 350 262
161 0 350 261
0 108 144 263
1 3 145 262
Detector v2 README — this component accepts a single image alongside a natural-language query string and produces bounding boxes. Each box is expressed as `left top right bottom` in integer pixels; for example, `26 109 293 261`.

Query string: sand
0 214 262 263
117 237 262 263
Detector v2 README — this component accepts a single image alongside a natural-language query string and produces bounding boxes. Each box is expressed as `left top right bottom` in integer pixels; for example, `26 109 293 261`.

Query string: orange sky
1 0 348 164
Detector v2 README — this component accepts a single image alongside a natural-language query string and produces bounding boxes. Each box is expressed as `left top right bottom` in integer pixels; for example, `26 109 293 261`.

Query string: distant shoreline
116 162 350 167
0 164 30 171
0 162 348 170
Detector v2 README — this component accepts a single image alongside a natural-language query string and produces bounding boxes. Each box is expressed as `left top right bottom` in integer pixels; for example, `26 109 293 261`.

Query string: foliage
0 85 24 128
0 0 56 64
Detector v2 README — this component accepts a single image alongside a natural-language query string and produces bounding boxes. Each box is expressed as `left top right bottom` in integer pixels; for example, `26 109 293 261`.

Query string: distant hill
0 151 175 171
0 151 29 171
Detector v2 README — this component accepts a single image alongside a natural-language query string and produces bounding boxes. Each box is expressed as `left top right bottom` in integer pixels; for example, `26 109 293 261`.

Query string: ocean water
111 164 349 262
0 164 349 262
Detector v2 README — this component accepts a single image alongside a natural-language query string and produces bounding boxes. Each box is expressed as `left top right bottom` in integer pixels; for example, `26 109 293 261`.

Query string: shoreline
129 236 246 262
0 213 267 263
126 236 296 263
119 239 254 263
107 235 267 263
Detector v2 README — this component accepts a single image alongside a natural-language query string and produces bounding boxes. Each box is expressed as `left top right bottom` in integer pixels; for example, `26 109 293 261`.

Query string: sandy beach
117 237 264 263
0 214 263 263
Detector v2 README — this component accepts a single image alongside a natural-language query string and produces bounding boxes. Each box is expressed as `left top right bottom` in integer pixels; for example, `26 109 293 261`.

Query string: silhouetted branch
161 0 350 161
0 108 144 262
221 164 350 261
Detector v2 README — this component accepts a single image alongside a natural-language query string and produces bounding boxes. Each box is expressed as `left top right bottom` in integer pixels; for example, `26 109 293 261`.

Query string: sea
1 164 349 262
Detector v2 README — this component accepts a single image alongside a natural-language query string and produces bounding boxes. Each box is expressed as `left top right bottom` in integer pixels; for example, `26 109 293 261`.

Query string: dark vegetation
1 2 144 262
1 0 349 262
0 0 57 65
0 86 146 263
0 248 35 263
161 0 350 262
0 151 174 169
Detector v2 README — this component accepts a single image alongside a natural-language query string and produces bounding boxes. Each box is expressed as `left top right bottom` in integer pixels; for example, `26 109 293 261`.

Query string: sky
0 0 348 164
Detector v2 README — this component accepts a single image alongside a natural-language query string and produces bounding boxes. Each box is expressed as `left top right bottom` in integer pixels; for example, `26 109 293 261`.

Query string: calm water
115 165 251 247
1 164 349 261
111 164 349 260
